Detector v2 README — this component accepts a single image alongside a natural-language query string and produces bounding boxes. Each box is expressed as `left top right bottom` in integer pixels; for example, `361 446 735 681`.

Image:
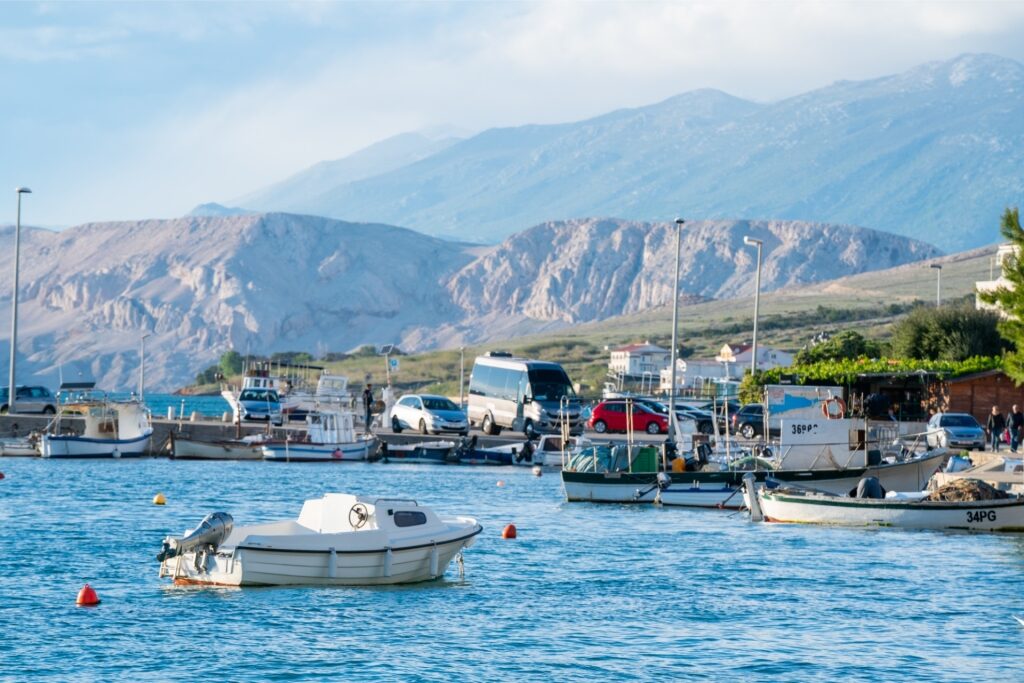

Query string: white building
659 358 742 394
716 343 794 372
608 341 671 379
975 243 1017 314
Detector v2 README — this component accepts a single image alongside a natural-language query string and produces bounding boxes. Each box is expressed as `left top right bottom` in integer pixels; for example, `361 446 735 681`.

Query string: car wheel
741 424 755 439
646 421 661 435
391 416 403 433
0 404 7 415
43 406 56 415
419 419 429 435
482 414 500 436
593 420 607 434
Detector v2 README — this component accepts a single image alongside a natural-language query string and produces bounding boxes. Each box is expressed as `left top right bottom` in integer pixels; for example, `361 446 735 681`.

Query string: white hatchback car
390 394 469 435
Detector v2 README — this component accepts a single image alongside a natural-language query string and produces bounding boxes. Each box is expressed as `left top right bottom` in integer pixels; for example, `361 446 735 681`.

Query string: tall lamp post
667 218 684 445
930 263 942 307
7 187 32 415
459 346 466 408
139 333 152 401
743 236 763 376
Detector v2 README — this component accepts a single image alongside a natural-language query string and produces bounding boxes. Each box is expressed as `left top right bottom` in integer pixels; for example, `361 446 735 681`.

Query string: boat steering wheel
349 503 369 529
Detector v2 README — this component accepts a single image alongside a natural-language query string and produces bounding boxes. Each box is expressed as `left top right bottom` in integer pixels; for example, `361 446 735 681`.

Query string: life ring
822 397 846 419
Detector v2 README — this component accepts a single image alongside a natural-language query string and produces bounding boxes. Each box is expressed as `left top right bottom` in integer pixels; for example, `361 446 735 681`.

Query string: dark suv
0 385 58 414
731 403 765 439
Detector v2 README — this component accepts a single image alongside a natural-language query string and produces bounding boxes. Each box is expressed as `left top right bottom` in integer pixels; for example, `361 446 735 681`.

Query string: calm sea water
0 458 1021 681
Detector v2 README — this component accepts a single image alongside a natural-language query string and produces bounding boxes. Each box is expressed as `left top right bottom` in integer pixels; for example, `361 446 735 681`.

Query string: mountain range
0 213 938 390
232 53 1024 252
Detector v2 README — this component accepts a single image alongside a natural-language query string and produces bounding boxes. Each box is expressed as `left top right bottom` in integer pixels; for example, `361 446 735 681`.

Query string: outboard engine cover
157 511 234 562
854 477 886 500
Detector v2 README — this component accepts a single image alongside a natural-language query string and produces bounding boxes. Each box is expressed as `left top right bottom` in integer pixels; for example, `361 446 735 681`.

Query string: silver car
0 385 58 414
390 394 469 435
926 412 985 451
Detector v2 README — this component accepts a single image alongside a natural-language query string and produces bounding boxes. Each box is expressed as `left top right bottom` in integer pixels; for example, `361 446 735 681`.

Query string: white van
467 353 583 437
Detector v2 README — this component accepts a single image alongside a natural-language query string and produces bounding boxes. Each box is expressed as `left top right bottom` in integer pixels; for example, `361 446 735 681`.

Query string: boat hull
383 442 455 464
161 529 482 586
171 436 264 461
561 450 949 508
756 492 1024 531
262 439 373 462
41 430 153 458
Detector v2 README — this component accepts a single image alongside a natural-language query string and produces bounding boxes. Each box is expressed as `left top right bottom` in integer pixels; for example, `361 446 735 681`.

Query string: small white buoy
532 465 542 477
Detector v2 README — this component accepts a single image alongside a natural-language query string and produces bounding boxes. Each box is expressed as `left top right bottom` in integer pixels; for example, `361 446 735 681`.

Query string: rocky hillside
0 214 938 390
228 54 1024 252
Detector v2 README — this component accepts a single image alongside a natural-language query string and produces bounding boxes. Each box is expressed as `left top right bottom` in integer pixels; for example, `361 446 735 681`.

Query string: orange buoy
76 583 100 606
501 524 517 539
153 492 166 505
496 480 505 487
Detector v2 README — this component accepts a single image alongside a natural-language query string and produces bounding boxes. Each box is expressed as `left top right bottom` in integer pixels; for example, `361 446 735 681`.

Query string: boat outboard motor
633 472 672 502
854 476 886 500
157 511 234 562
515 440 535 464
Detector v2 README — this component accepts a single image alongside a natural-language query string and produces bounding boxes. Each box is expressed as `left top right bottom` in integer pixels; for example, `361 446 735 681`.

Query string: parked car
237 387 283 426
700 399 742 429
0 385 58 414
635 399 715 434
588 400 668 435
391 394 469 435
926 412 985 451
731 403 766 439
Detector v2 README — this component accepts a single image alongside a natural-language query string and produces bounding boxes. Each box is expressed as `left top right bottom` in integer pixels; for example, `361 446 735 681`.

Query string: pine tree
978 208 1024 382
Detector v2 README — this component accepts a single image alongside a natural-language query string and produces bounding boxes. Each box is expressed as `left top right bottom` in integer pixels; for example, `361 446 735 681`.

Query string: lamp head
930 264 942 270
674 218 685 226
743 236 762 247
15 187 32 194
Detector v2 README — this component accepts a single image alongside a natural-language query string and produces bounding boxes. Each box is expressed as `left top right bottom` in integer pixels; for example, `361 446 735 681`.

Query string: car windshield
940 415 980 428
239 389 276 402
528 368 576 401
639 400 667 413
423 397 459 411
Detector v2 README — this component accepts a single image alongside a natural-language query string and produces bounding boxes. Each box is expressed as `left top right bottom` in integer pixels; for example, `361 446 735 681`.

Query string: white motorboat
170 432 266 460
157 493 483 586
744 474 1024 532
261 410 376 462
0 435 38 456
41 388 153 458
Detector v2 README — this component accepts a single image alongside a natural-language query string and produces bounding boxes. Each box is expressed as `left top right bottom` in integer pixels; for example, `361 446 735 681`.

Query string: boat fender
742 473 764 522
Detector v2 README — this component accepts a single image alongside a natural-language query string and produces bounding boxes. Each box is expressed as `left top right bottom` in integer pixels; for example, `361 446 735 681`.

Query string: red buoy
0 471 5 480
76 583 100 606
501 524 517 539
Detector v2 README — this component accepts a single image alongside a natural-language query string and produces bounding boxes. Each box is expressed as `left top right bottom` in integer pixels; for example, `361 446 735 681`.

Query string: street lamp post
667 218 684 444
743 236 763 376
459 346 466 408
7 187 32 415
930 264 942 307
139 333 152 401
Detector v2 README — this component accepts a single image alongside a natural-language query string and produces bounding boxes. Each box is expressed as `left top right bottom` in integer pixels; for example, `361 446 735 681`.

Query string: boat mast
667 218 684 465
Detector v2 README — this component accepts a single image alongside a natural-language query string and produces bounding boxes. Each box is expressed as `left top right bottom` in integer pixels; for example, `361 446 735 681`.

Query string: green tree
891 303 1007 361
979 207 1024 381
219 350 244 377
793 330 884 364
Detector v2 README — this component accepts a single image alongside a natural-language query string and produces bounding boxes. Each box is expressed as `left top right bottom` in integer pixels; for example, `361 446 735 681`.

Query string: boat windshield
940 414 980 428
528 368 576 402
423 397 460 411
239 389 278 402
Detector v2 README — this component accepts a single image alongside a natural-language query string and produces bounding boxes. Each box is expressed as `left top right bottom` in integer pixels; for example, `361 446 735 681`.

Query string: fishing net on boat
925 478 1009 502
565 445 658 473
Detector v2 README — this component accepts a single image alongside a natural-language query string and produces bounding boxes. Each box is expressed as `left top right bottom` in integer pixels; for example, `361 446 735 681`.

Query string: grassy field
196 245 999 399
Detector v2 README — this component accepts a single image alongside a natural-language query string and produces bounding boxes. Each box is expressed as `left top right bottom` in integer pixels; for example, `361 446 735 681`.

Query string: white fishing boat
157 493 483 586
381 439 457 464
41 387 153 458
744 474 1024 532
170 432 266 461
261 410 376 462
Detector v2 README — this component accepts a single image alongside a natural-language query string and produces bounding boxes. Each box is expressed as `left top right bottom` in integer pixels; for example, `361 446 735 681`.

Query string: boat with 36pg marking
744 474 1024 532
157 494 483 586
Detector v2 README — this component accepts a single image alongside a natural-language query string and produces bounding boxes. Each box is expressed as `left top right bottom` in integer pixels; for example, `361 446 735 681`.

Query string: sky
3 0 1024 228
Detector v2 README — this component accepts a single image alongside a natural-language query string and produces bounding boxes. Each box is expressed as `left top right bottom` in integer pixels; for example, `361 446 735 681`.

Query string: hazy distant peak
188 202 255 217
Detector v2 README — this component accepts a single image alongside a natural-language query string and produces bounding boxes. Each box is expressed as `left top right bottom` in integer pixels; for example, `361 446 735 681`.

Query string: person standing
1009 404 1023 453
987 406 1006 452
362 383 374 433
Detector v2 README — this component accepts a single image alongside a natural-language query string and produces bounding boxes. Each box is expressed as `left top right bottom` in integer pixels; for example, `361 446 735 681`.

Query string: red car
588 400 668 435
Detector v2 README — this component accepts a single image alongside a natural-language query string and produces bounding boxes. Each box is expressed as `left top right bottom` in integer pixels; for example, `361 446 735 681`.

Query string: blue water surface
0 458 1021 682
